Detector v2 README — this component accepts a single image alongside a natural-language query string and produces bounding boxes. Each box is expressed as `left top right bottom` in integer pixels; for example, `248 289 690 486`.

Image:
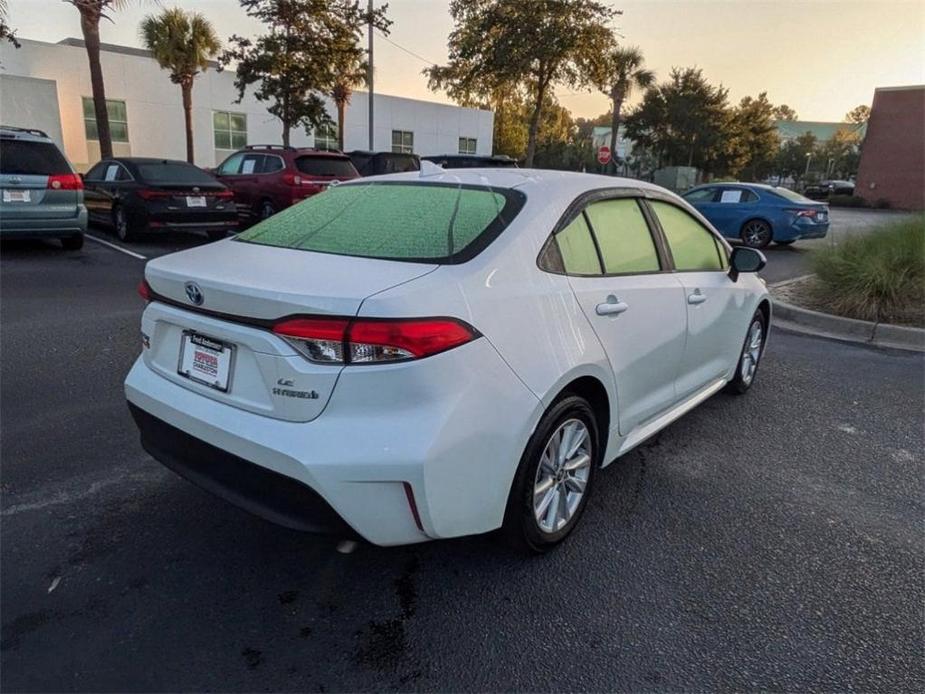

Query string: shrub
811 216 925 325
828 194 868 208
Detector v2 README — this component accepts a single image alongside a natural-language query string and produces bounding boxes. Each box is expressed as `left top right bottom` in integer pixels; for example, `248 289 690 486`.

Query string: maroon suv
213 145 359 223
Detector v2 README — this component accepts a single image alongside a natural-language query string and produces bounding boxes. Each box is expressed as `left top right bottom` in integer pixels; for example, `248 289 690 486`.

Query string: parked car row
0 124 527 249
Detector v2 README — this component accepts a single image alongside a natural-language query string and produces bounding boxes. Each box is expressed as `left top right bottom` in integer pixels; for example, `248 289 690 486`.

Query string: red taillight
789 208 818 218
272 316 478 364
137 279 152 302
213 190 234 199
47 173 83 191
281 172 302 186
137 189 172 200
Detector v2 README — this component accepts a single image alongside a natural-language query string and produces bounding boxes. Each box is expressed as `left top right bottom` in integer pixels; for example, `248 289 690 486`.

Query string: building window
391 130 414 154
458 137 477 154
213 111 247 150
82 97 129 143
314 122 338 150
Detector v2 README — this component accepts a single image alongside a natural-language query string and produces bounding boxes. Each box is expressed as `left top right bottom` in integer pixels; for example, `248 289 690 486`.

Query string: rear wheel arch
549 376 610 463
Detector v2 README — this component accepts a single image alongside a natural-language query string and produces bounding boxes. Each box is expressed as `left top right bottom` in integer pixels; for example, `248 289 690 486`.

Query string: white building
0 38 494 171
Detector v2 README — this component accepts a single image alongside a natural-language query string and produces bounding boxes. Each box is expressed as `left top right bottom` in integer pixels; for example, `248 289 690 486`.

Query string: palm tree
331 62 366 151
140 8 220 164
66 1 137 160
597 46 654 173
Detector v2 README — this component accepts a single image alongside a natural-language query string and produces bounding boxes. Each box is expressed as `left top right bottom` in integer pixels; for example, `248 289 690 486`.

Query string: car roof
0 125 55 143
110 157 193 165
343 168 665 199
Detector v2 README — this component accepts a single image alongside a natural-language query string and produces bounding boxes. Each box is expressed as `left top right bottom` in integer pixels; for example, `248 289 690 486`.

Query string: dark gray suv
0 126 87 250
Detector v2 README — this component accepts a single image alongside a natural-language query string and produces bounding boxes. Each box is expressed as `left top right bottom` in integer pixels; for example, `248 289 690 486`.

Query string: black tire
502 395 599 554
725 309 768 395
61 233 84 250
113 205 136 242
774 239 796 246
257 200 276 221
740 219 772 249
206 229 228 242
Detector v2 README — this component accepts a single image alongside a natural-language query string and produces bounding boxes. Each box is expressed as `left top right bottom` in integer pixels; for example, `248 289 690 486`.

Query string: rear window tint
237 182 525 263
295 156 357 178
0 140 71 175
136 162 216 184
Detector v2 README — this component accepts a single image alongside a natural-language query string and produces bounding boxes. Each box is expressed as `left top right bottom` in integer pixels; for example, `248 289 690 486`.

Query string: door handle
688 290 707 305
595 295 629 316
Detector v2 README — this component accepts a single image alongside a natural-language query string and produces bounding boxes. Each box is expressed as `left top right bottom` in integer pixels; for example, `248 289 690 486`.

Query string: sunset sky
8 0 925 122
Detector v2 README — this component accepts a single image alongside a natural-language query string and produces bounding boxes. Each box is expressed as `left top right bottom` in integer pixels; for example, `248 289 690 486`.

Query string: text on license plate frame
2 189 31 203
177 331 235 392
186 196 207 207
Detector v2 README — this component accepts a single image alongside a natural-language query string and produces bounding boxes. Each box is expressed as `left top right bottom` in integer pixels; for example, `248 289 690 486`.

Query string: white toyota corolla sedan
125 168 770 552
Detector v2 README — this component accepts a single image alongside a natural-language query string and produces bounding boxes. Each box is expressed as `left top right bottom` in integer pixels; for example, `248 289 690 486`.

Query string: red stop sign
597 145 611 165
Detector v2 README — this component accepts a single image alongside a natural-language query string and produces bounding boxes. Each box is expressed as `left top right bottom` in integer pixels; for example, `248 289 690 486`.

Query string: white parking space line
85 234 147 260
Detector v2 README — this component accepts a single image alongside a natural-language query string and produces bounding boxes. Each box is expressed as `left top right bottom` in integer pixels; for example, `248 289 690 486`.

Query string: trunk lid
142 239 437 422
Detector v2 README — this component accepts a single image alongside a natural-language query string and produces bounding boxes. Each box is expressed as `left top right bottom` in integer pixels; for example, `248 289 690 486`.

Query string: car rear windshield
0 139 71 175
295 156 357 178
768 187 816 204
236 182 526 263
136 162 216 185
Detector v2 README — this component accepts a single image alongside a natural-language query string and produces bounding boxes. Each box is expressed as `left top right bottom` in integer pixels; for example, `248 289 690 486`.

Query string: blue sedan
682 183 829 248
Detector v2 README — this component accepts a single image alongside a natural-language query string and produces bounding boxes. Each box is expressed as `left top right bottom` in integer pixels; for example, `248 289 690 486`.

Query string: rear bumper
124 338 541 546
147 214 238 231
0 207 87 237
778 219 829 241
129 403 356 536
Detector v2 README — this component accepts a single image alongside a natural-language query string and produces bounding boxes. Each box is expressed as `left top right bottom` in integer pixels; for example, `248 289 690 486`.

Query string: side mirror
729 246 766 282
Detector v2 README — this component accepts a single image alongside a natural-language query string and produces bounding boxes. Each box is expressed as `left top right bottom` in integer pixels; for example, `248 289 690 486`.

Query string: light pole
367 0 374 151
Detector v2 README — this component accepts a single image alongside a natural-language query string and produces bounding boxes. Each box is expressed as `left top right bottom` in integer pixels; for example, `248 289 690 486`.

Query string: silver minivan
0 126 87 250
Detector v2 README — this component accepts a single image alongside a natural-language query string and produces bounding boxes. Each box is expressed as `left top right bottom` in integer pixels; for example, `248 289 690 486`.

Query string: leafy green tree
772 104 798 121
624 67 730 174
222 0 388 147
775 131 817 184
66 1 141 159
140 8 221 164
590 46 654 173
845 104 871 124
426 0 618 166
726 92 779 180
819 128 861 178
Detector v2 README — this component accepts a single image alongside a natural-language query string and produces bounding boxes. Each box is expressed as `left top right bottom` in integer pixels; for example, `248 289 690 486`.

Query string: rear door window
650 201 726 271
0 139 71 175
683 187 718 203
295 156 357 178
585 199 660 274
237 182 524 263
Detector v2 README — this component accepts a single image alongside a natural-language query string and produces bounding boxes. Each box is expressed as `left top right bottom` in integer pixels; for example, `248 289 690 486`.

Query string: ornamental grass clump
811 216 925 326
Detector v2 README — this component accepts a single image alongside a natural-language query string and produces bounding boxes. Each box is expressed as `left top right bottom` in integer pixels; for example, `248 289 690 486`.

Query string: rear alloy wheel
113 205 135 242
503 395 599 553
740 219 772 249
61 233 84 251
258 201 276 221
725 310 767 394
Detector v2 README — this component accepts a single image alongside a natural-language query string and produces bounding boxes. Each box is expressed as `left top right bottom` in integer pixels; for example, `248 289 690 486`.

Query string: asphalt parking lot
1 216 923 692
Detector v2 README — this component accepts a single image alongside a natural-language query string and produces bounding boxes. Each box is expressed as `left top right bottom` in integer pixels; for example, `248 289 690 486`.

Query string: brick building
854 85 925 210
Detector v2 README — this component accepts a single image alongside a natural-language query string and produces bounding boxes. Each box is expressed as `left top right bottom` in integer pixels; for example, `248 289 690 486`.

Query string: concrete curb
772 298 925 352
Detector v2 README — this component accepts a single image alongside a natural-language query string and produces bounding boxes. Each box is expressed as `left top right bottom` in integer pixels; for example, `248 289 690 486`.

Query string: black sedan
421 154 518 169
82 158 237 242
